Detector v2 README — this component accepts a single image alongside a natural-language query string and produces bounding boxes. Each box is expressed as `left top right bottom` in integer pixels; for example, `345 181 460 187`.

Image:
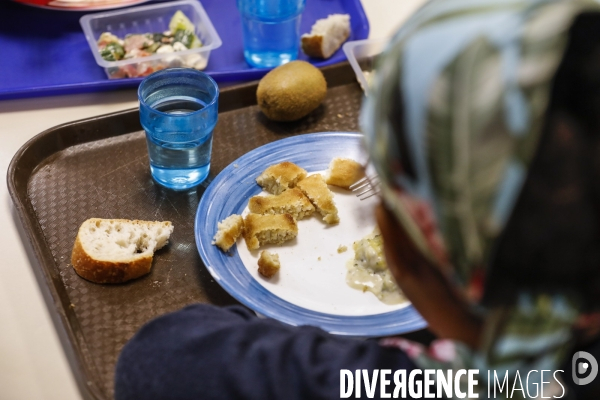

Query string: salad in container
80 0 222 79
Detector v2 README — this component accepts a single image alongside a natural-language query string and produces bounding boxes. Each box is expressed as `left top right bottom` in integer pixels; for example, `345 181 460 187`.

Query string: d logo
572 351 598 385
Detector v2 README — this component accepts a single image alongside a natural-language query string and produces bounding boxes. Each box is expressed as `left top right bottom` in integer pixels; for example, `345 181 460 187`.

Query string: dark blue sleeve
114 304 416 400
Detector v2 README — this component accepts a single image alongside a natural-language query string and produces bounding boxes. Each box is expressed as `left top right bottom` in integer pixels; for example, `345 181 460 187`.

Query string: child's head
361 8 600 314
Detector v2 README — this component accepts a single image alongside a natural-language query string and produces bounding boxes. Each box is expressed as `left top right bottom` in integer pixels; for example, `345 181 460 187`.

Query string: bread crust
71 236 153 284
301 35 325 58
300 14 351 59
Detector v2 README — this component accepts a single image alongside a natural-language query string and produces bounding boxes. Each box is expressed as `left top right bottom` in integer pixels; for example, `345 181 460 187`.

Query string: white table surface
0 1 424 398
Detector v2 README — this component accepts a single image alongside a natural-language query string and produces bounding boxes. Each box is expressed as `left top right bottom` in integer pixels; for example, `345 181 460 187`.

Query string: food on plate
346 230 404 305
96 10 205 78
249 188 315 220
337 245 348 253
301 14 351 59
243 213 298 250
296 174 339 224
212 214 245 252
256 61 327 121
71 218 173 284
256 161 308 195
257 251 281 278
324 157 365 189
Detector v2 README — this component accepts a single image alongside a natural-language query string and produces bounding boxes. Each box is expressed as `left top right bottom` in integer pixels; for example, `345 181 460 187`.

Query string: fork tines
349 175 380 200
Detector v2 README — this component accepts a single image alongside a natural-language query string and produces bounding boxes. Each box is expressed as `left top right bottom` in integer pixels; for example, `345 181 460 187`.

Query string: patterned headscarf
362 0 600 286
361 1 600 397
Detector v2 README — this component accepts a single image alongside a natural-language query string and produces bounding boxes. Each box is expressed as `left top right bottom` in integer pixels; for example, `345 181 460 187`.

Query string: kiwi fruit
257 61 327 121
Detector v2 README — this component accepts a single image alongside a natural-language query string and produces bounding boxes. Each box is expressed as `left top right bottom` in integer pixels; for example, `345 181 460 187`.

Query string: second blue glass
138 68 219 190
237 0 306 68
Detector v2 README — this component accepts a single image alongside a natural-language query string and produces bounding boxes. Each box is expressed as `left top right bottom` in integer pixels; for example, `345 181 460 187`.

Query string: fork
349 175 380 200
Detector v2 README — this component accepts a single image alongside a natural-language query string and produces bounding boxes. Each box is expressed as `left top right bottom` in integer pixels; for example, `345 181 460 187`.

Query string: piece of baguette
71 218 173 284
249 188 315 220
324 157 365 189
243 213 298 250
212 214 245 252
296 174 339 224
256 162 308 195
258 251 281 278
301 14 351 59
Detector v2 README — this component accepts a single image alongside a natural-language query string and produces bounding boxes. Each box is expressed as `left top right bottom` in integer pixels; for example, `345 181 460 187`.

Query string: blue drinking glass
138 68 219 190
237 0 306 68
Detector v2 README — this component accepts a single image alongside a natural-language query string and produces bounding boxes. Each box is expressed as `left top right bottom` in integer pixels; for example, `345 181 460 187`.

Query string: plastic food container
342 39 387 93
80 0 222 79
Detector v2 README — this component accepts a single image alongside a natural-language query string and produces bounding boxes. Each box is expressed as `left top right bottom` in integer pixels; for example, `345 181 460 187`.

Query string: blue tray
0 0 369 100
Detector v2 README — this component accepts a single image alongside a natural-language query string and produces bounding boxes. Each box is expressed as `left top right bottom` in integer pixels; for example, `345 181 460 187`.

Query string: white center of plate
236 172 410 316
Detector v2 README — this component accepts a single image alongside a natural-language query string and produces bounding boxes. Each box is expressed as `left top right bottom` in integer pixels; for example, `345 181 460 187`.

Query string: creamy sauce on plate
346 230 405 305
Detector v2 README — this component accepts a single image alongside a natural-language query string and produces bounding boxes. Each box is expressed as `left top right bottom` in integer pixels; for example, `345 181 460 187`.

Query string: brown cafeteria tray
7 62 365 400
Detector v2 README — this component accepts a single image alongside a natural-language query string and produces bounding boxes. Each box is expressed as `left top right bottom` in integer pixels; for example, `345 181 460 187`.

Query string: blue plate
195 132 427 337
